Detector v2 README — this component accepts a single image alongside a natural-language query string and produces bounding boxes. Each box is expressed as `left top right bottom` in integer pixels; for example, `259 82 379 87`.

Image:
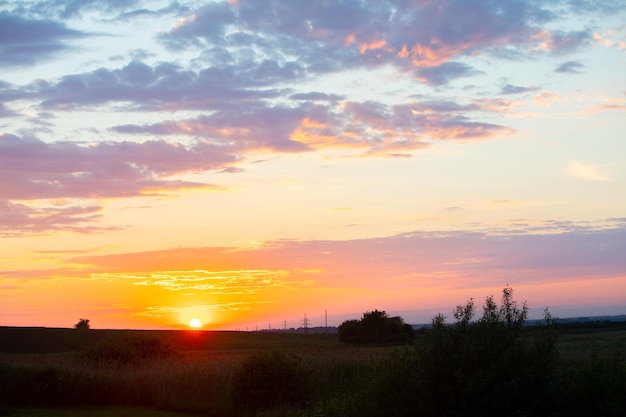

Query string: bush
367 286 558 417
232 349 311 410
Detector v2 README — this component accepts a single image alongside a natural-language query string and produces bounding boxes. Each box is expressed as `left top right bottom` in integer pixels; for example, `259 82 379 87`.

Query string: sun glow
189 318 202 329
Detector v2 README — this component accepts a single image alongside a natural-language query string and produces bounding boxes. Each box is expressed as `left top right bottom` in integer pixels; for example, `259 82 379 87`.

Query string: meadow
0 320 625 417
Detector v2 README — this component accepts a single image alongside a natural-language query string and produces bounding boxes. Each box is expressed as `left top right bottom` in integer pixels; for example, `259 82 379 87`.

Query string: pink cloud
0 133 236 234
534 91 560 106
0 133 234 201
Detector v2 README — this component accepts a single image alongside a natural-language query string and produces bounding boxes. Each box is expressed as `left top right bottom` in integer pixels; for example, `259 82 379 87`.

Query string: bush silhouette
367 286 558 417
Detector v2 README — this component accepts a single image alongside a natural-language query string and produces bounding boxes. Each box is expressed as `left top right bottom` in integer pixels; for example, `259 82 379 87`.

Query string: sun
188 318 202 329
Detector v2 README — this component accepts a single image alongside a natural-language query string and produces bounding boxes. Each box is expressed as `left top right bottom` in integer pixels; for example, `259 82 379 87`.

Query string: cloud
555 60 584 73
112 104 313 153
0 11 87 68
0 103 18 118
499 78 540 95
6 0 158 20
0 132 238 234
564 0 626 15
155 0 595 88
128 269 311 294
10 60 296 111
534 91 560 106
0 199 116 237
289 92 345 102
531 29 592 54
112 97 514 158
414 62 483 86
0 133 235 201
5 224 624 295
566 160 611 181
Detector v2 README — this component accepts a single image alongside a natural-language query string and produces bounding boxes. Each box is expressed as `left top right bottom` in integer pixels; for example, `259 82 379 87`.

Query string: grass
1 324 624 416
557 329 626 364
0 332 390 416
0 406 200 417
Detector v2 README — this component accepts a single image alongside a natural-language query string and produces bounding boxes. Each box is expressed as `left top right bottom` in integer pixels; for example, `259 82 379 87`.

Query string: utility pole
302 313 309 334
325 309 328 334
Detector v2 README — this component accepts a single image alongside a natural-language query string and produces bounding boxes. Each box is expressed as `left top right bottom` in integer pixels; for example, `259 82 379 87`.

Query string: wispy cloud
498 78 540 95
534 91 561 106
0 199 114 237
555 60 584 73
566 160 611 181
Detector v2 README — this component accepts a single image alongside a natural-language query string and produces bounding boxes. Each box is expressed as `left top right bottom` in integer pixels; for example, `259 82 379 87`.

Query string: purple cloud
0 200 113 237
415 62 483 86
112 104 313 153
156 0 597 86
289 92 345 102
111 97 514 158
18 60 295 111
0 11 86 68
0 133 235 201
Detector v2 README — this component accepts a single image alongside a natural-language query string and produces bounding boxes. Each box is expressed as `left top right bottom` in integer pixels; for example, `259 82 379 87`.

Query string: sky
1 0 625 331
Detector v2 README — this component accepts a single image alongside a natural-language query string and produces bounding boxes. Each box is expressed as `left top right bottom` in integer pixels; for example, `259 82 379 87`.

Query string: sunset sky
1 0 625 330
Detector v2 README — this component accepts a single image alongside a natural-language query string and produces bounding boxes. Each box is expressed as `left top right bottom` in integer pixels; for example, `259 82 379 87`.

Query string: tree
338 310 415 344
360 310 390 343
338 319 361 343
74 318 90 330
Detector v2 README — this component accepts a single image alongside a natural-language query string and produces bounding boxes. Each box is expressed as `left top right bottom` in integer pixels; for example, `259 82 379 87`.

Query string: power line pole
302 313 309 334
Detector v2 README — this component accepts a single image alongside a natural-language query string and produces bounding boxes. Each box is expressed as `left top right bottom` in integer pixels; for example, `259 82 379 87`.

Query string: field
1 323 625 417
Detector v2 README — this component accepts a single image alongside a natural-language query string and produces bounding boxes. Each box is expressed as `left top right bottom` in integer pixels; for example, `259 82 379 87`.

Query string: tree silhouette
339 310 415 344
74 318 90 330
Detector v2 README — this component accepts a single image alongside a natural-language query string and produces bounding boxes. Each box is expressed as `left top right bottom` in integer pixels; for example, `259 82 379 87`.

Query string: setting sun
189 318 202 329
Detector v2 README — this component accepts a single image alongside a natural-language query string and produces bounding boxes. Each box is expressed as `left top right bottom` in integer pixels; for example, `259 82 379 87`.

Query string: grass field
0 406 196 417
1 324 625 417
556 329 626 364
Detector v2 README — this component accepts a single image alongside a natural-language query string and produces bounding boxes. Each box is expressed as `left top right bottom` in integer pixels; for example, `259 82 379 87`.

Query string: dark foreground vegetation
1 288 625 417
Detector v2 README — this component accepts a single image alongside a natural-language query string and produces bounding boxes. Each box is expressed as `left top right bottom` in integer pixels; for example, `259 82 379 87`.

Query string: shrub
367 286 558 417
232 349 311 410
